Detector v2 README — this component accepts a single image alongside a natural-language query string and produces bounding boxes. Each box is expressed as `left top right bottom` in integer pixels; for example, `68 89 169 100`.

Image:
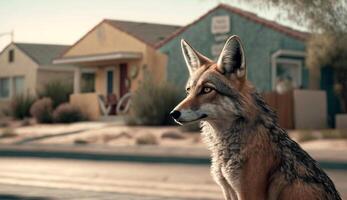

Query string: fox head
170 35 256 125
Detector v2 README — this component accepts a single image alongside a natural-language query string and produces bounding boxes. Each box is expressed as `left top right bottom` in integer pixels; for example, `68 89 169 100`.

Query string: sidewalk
0 143 346 169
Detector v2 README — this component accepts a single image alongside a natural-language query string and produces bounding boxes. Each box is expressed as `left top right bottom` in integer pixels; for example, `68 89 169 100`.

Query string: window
13 76 24 96
81 72 95 93
274 59 302 92
8 49 14 63
0 78 10 98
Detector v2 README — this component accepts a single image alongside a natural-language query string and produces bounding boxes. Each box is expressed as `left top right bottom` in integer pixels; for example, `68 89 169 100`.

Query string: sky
0 0 305 51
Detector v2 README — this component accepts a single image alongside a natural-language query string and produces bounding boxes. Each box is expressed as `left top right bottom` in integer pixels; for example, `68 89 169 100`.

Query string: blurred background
0 0 346 199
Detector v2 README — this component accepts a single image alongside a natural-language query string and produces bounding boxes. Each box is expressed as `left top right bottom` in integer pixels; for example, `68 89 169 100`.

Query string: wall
36 68 74 92
70 93 100 120
63 22 146 57
0 44 38 111
63 21 167 98
294 90 327 129
159 7 306 92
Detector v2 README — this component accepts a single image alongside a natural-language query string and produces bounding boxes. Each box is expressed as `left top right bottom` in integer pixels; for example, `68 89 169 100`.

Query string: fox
170 35 341 200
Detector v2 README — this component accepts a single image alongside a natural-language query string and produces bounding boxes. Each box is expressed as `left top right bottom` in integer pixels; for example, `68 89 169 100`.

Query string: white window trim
271 50 306 90
272 58 302 90
80 68 96 93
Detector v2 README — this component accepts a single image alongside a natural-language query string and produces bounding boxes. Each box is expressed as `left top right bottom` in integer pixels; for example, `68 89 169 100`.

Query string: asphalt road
0 157 345 200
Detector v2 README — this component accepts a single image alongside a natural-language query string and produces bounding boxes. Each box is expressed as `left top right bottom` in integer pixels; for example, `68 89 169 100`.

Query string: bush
53 103 86 123
135 133 158 145
0 128 17 138
30 98 53 123
39 81 72 108
126 76 182 126
10 94 36 119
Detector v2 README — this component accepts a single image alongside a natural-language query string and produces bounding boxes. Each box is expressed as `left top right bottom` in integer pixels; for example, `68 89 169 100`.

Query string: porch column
74 67 81 94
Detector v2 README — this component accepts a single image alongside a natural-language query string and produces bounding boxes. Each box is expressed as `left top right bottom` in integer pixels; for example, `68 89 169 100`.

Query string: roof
155 4 310 48
15 43 69 65
53 51 142 65
104 19 181 47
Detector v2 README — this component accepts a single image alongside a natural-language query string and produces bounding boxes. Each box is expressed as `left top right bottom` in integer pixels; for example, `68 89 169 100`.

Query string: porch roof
53 51 142 64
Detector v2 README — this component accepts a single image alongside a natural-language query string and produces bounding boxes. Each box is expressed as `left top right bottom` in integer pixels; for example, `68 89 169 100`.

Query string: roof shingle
155 4 310 48
15 43 69 65
105 19 181 47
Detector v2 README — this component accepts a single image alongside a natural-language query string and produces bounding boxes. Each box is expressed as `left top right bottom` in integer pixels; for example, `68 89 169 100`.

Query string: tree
243 0 347 112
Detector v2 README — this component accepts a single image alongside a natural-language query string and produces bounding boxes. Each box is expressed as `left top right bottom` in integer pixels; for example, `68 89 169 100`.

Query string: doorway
119 63 128 97
106 68 114 94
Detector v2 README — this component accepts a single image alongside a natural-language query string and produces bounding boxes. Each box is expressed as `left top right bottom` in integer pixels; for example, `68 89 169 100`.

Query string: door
119 63 128 97
106 69 114 94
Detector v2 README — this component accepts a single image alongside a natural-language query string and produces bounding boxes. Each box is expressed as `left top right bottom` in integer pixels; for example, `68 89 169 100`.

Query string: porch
54 52 142 120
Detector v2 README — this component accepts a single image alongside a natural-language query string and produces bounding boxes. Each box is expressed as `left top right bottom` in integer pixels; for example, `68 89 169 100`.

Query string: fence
263 91 294 129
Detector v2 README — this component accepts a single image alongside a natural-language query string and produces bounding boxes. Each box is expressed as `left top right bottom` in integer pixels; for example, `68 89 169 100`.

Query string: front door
106 69 114 94
119 63 128 97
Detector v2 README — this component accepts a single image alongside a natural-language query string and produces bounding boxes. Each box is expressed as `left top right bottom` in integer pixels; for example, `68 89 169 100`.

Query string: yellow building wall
63 21 168 96
70 93 100 120
63 22 146 57
0 44 38 111
36 69 74 92
63 21 168 119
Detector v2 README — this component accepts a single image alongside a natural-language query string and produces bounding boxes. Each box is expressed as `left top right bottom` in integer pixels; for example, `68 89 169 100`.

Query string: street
0 158 346 200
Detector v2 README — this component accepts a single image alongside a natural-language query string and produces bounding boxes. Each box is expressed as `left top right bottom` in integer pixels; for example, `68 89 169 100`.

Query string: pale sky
0 0 304 51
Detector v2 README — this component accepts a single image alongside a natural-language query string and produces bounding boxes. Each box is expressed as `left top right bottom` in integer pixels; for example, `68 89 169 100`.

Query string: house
156 4 315 92
156 4 330 129
0 42 74 112
53 19 180 120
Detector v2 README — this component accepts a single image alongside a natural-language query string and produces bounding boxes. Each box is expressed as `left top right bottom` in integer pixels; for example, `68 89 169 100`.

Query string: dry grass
161 131 186 140
296 129 347 142
135 133 158 145
0 128 18 138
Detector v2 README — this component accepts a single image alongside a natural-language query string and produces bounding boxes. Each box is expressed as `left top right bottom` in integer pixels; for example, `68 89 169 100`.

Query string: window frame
8 49 14 63
0 77 11 100
12 76 25 97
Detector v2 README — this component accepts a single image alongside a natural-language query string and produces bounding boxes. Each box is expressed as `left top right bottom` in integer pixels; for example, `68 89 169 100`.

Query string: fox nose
170 110 181 119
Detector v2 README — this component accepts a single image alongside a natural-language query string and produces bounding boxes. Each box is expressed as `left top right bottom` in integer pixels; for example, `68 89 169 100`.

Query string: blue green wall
159 7 307 92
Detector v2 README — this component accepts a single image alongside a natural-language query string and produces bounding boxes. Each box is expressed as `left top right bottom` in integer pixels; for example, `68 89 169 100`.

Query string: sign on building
211 15 230 34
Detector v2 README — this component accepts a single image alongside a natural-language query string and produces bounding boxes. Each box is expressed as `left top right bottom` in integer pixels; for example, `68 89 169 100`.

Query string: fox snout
170 99 208 124
169 110 181 119
170 108 207 124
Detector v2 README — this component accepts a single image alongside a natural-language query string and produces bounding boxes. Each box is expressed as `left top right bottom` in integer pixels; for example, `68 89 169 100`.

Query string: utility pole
0 30 14 42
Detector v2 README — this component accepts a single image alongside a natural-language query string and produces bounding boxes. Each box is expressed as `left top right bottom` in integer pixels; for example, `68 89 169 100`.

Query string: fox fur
171 35 341 200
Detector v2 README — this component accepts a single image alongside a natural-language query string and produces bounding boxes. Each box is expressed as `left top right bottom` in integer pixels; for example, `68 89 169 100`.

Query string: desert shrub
297 131 318 142
74 138 90 145
320 129 347 139
10 94 36 119
0 128 17 138
39 81 72 108
135 133 158 145
161 131 185 140
126 76 182 126
30 98 53 123
53 103 86 123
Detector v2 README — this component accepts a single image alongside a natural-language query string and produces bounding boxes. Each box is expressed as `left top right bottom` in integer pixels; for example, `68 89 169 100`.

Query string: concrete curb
0 144 346 170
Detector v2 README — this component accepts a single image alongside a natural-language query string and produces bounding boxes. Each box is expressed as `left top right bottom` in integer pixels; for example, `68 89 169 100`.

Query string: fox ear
181 39 211 75
217 35 246 80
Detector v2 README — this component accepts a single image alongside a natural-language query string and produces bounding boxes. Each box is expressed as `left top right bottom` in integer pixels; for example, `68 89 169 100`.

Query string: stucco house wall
0 42 75 115
62 21 167 96
0 44 38 112
36 68 74 92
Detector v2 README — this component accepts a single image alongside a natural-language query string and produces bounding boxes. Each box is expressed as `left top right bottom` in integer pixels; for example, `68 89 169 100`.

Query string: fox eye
186 87 191 94
201 87 213 94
